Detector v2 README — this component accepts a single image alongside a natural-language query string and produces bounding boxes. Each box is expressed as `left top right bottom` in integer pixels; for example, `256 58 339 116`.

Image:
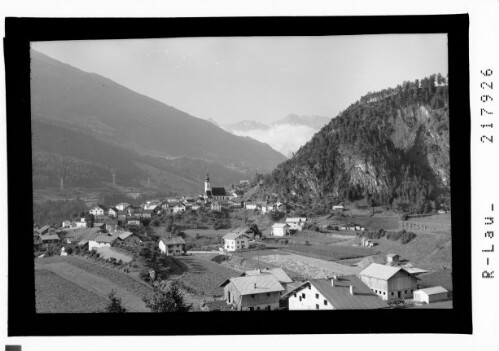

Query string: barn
359 263 419 300
413 286 449 304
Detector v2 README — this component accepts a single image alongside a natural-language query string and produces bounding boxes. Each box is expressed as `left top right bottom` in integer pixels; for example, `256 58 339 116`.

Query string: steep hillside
257 75 450 213
30 50 286 172
32 120 254 194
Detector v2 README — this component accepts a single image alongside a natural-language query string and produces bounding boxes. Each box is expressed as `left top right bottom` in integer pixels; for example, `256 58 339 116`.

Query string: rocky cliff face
257 75 450 213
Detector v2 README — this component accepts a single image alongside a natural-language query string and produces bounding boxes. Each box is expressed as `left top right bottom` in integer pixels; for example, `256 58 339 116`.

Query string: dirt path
41 261 150 312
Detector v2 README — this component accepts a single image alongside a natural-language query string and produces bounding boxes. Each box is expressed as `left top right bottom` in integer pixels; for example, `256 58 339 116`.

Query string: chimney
349 285 355 295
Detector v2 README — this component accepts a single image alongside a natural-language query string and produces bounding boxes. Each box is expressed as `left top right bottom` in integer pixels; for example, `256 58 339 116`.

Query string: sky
32 35 448 125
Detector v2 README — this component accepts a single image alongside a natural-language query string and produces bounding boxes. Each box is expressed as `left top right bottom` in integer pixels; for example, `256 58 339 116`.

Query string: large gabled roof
225 275 285 296
211 187 227 196
287 276 389 310
359 263 414 281
160 236 186 245
415 286 448 295
223 231 250 240
93 233 119 243
243 268 293 284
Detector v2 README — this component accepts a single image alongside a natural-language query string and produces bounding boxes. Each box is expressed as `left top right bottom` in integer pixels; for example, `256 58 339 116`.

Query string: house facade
271 223 290 236
223 232 250 252
286 276 389 310
89 205 107 217
220 275 285 311
88 233 118 251
359 263 419 300
285 217 307 231
413 286 449 304
158 236 186 256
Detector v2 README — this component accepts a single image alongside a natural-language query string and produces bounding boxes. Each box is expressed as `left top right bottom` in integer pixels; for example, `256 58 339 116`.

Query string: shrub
400 213 409 221
139 268 150 280
400 231 417 244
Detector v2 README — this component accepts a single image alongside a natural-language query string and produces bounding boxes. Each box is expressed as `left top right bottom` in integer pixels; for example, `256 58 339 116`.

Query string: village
34 174 453 312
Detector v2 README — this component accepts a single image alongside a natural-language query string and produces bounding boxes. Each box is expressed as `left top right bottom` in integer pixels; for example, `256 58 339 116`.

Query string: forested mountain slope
256 75 450 213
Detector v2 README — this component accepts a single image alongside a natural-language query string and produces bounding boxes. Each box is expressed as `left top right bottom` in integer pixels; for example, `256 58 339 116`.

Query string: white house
88 233 118 251
74 218 87 229
62 220 71 228
245 202 257 210
223 231 250 252
241 268 293 291
332 205 344 213
211 202 222 212
116 203 131 211
158 236 186 256
271 223 290 236
89 205 107 217
191 204 201 211
108 207 119 218
127 219 141 226
172 204 186 214
285 217 307 231
413 286 449 304
144 201 161 211
219 274 285 311
285 276 389 310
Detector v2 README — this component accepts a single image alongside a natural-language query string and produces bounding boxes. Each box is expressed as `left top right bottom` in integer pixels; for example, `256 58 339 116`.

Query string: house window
267 306 271 311
324 300 328 306
251 294 255 298
308 286 311 290
383 292 386 295
302 293 306 299
294 293 297 298
316 304 319 310
316 294 319 299
391 292 394 296
267 293 270 297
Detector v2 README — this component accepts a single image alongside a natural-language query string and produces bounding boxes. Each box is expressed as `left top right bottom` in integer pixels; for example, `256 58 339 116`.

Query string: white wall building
223 232 250 252
271 223 290 236
413 286 449 304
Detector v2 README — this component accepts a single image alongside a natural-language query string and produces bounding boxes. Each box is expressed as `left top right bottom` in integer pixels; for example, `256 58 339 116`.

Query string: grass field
364 233 452 271
96 247 133 263
174 255 240 296
35 269 109 313
35 256 152 312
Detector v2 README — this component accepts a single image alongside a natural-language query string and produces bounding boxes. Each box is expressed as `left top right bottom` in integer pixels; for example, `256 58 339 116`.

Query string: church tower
204 173 212 194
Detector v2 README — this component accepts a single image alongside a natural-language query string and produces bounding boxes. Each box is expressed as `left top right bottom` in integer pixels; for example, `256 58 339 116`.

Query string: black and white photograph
29 33 454 313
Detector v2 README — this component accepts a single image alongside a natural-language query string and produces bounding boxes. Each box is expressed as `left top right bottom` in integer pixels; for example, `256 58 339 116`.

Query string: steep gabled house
285 275 389 310
219 274 285 311
359 263 419 300
158 236 186 256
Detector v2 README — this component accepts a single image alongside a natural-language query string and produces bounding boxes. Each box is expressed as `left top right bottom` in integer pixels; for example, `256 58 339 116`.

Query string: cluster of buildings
211 262 449 311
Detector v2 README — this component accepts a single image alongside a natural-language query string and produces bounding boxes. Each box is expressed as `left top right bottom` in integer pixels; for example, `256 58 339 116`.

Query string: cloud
230 124 318 158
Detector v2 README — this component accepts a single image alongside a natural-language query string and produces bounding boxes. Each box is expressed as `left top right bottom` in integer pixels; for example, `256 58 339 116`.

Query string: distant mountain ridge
223 114 332 157
30 50 286 172
30 50 288 194
256 74 450 214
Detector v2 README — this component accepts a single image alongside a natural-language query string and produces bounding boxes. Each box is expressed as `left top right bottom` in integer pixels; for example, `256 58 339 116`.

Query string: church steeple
204 173 212 194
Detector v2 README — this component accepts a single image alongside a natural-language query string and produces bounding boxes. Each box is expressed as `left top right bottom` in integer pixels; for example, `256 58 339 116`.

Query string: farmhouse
285 217 307 231
88 233 118 251
158 236 186 256
220 274 285 311
89 205 107 217
223 231 250 252
359 263 419 300
413 286 449 304
116 231 141 244
271 223 290 236
40 234 61 249
64 227 103 244
36 225 57 235
286 276 389 310
332 205 344 213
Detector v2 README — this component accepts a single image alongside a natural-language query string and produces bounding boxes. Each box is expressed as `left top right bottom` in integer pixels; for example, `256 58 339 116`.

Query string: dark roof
41 234 60 241
93 233 119 243
290 276 389 310
160 236 186 245
211 187 227 196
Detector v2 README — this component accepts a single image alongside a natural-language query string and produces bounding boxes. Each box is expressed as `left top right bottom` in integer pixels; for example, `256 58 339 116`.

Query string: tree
143 281 192 312
105 290 127 313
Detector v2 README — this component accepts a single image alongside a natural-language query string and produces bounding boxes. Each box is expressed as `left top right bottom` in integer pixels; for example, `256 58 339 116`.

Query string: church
204 174 230 201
